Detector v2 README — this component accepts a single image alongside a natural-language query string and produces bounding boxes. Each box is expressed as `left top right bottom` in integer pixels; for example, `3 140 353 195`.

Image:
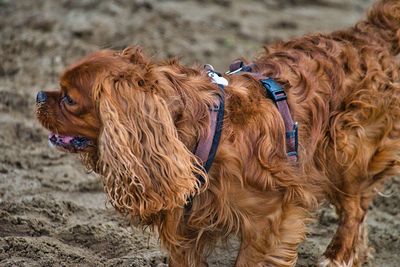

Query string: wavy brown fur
36 1 400 266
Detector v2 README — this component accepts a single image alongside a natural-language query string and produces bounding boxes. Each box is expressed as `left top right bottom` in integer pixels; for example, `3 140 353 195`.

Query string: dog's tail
363 0 400 54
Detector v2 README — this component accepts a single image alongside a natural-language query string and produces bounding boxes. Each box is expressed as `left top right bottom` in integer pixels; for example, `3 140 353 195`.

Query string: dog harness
194 65 226 181
227 61 299 161
185 65 226 212
186 63 298 212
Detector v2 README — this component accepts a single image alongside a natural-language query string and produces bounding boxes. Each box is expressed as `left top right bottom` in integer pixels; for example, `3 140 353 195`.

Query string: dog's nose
36 91 48 104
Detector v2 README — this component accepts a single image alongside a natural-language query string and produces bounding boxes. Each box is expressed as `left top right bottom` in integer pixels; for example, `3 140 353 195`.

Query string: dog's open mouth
48 133 94 153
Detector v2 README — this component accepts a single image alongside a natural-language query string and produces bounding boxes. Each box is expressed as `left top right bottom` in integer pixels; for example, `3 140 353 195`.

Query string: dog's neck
152 63 221 151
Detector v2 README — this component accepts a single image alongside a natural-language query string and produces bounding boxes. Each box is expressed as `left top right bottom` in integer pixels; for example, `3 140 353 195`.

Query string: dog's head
36 47 205 219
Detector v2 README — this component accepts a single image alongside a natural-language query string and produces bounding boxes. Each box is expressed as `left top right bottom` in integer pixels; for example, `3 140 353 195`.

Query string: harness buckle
205 64 229 87
260 78 287 102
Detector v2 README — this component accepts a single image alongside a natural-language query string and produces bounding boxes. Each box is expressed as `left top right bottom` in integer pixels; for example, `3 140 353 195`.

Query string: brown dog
36 0 400 266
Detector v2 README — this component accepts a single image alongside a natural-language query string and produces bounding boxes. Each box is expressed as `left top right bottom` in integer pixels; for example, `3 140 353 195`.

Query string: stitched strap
194 89 225 183
186 78 225 213
260 78 298 161
203 94 225 173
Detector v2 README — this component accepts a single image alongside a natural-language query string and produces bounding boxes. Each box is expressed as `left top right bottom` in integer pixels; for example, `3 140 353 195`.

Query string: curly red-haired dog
36 0 400 266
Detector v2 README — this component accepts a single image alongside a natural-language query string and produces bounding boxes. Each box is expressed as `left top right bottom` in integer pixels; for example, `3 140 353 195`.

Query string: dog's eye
63 93 75 105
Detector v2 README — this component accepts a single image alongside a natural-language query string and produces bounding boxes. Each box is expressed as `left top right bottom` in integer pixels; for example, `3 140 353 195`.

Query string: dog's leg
319 194 371 267
234 204 307 267
320 136 400 267
168 250 187 267
169 250 208 267
354 193 378 266
167 237 209 267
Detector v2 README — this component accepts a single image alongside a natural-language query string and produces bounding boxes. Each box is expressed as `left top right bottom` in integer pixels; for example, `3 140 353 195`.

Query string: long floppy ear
94 73 205 219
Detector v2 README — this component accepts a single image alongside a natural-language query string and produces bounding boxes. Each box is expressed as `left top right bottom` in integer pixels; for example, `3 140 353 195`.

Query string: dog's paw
318 256 354 267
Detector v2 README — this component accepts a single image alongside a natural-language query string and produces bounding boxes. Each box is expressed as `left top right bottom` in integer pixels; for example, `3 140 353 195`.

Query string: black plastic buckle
260 78 287 102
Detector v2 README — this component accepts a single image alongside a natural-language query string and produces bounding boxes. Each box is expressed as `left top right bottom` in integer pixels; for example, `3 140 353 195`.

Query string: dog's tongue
48 133 92 152
49 133 74 144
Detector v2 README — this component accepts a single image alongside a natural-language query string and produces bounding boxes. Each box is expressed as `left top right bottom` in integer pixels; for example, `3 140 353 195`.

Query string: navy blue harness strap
203 86 225 173
185 83 225 212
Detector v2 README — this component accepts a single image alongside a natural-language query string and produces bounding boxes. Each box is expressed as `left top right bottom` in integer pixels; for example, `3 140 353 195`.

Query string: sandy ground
0 0 399 266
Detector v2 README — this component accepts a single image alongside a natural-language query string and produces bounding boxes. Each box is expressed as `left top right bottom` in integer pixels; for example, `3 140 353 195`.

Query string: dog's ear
93 73 205 219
